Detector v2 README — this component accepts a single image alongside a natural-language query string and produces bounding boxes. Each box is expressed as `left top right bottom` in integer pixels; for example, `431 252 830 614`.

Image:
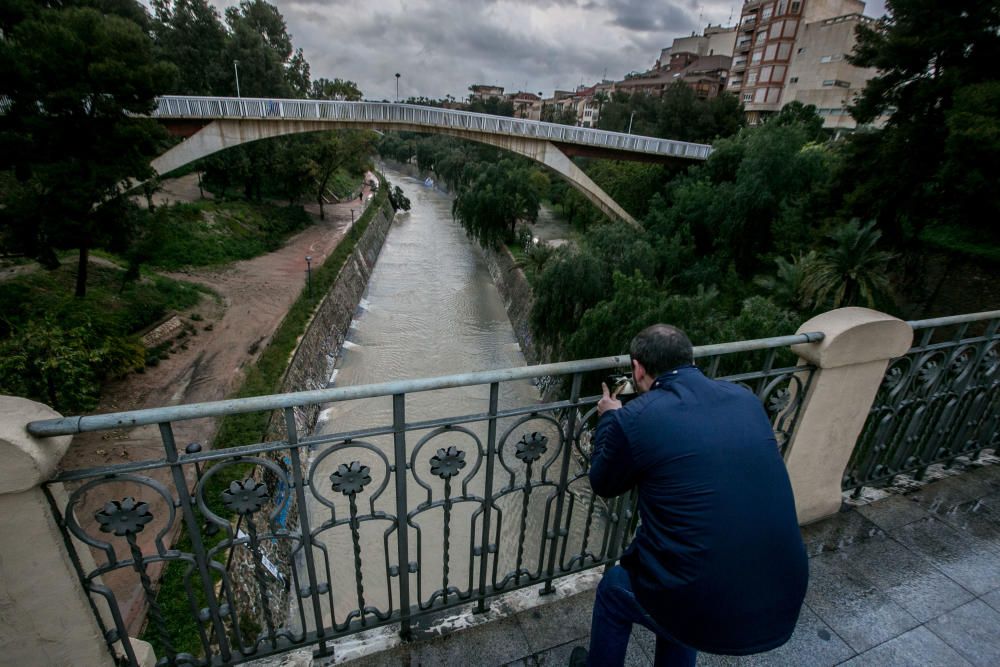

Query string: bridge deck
151 95 713 162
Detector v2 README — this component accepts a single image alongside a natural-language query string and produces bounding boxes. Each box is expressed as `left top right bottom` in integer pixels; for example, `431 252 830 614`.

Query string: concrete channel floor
271 462 1000 667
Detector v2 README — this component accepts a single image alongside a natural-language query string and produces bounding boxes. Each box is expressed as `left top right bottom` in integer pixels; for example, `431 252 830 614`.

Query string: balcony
1 309 998 666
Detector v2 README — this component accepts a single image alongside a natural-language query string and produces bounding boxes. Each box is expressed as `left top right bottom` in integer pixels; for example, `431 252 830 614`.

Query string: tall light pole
233 60 241 98
395 72 401 102
627 110 636 134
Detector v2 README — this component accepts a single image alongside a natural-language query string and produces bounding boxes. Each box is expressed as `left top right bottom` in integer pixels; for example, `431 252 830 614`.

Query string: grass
0 261 204 341
920 224 1000 264
141 200 312 270
144 181 391 658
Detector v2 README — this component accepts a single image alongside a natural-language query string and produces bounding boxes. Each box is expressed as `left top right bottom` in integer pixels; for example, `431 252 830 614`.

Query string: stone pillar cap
794 307 913 369
0 396 72 494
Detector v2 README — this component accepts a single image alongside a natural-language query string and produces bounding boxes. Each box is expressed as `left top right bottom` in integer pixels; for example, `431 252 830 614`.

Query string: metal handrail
148 95 714 161
907 310 1000 330
27 332 824 437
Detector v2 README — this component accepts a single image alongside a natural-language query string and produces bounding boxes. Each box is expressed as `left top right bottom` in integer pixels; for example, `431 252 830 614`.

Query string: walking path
268 460 1000 666
57 173 372 635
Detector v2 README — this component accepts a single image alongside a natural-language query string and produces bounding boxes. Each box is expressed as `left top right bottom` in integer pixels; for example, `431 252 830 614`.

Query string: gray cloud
207 0 887 101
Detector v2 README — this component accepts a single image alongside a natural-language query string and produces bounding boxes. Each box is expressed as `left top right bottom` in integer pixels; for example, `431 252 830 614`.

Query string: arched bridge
150 96 714 226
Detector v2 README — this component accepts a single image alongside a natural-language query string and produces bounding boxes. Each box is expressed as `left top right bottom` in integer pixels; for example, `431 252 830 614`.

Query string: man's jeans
588 565 697 667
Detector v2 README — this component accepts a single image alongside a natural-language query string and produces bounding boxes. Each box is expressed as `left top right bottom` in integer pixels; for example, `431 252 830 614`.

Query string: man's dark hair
630 324 694 377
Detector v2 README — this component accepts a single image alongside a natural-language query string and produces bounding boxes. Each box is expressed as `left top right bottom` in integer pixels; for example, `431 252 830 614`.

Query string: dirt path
58 174 374 635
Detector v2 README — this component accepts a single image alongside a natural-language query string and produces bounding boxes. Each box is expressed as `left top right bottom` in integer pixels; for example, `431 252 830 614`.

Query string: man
574 324 808 666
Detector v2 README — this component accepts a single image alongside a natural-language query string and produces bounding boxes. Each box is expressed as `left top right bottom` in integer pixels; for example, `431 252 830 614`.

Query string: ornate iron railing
149 95 713 161
32 334 817 667
843 311 1000 495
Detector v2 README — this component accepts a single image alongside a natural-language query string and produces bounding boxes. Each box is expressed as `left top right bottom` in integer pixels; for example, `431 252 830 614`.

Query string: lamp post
233 60 241 98
395 72 401 102
305 256 312 296
627 110 635 134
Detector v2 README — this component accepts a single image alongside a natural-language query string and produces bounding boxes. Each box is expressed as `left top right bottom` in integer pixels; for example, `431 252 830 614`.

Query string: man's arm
588 386 638 497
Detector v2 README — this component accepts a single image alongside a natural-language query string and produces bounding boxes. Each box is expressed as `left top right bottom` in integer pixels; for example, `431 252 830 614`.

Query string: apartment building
782 13 880 131
731 0 871 128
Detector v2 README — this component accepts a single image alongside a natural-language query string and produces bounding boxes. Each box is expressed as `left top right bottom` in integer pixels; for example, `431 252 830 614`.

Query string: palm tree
755 250 817 310
802 219 896 309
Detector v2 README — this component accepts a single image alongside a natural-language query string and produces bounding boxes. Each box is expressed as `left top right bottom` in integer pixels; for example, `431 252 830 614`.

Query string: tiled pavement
329 463 1000 667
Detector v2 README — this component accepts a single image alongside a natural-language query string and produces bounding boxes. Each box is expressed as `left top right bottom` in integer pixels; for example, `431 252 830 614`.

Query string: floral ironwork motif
767 388 791 415
917 360 941 386
515 432 548 463
330 461 372 495
221 478 269 515
429 446 466 479
882 365 904 390
95 497 153 536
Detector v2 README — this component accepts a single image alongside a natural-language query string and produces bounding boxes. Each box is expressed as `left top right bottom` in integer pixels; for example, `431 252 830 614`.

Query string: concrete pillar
784 308 913 524
0 396 155 667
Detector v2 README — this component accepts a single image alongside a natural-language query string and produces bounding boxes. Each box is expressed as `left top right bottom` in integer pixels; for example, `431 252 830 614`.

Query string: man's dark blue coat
590 365 808 655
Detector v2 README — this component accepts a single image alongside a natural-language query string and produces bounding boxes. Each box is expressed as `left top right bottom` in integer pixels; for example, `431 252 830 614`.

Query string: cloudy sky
209 0 887 101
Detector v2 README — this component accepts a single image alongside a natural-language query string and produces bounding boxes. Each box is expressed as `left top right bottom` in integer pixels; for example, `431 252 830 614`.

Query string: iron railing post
475 383 500 613
541 373 582 595
391 393 413 639
159 422 233 663
284 408 330 657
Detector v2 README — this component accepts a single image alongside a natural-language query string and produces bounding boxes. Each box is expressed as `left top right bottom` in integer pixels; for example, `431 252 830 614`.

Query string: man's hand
597 382 623 416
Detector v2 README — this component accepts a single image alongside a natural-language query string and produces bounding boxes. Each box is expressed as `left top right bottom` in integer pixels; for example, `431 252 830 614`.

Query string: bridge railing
151 95 713 161
30 333 815 666
843 310 1000 494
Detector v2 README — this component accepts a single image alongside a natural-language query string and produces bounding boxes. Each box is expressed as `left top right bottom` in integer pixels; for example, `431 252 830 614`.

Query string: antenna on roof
729 6 734 24
698 5 703 25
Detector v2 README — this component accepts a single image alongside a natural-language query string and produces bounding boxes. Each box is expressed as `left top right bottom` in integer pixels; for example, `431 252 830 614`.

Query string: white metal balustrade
151 95 713 161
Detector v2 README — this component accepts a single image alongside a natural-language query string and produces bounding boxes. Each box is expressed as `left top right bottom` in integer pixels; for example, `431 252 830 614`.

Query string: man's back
590 365 808 655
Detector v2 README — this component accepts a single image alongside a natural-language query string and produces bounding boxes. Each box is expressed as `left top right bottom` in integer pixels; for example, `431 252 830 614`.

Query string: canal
302 168 590 628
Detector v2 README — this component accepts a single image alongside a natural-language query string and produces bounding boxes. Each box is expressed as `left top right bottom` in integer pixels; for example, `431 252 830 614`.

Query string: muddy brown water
302 169 599 628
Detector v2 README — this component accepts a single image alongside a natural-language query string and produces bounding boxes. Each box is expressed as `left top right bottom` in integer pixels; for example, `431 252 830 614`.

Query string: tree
801 220 895 309
305 131 372 219
845 0 1000 240
769 101 825 141
0 3 175 297
310 77 362 101
451 161 547 248
150 0 229 95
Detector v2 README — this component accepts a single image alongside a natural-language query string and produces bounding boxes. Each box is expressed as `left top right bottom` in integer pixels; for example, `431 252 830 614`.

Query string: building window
822 79 851 88
777 0 788 14
760 66 773 82
790 1 800 13
789 76 799 83
752 49 763 63
783 19 798 37
773 65 786 81
747 70 758 85
765 44 777 60
743 92 753 102
762 5 773 20
757 29 767 44
777 43 792 60
754 88 767 103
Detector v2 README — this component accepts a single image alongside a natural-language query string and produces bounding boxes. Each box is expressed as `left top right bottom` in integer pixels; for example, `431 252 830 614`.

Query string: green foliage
0 2 175 296
0 317 144 413
844 0 1000 241
0 262 201 412
388 185 411 212
596 84 745 143
801 220 896 309
133 200 311 269
919 225 1000 264
452 160 548 248
530 248 604 347
769 101 826 142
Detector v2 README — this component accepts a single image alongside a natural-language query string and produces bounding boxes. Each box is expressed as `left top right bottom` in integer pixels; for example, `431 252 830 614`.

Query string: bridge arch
150 97 712 227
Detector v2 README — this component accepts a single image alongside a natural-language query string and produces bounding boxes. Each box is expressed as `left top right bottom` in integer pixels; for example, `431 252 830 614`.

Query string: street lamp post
627 110 635 135
305 256 312 296
233 60 241 98
395 73 401 102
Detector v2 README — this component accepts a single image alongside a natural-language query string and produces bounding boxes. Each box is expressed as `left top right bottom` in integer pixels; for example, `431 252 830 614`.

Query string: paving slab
837 535 975 622
799 510 885 557
933 499 1000 549
891 516 1000 595
504 636 650 667
837 626 973 667
925 599 1000 667
981 588 1000 613
511 589 594 654
909 475 996 515
855 493 932 531
804 550 920 652
694 605 854 667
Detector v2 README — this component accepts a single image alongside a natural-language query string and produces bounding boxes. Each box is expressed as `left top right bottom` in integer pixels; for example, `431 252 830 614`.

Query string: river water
304 168 582 627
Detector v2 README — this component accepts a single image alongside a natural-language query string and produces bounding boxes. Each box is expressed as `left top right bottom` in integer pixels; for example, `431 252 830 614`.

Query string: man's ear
632 358 644 380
